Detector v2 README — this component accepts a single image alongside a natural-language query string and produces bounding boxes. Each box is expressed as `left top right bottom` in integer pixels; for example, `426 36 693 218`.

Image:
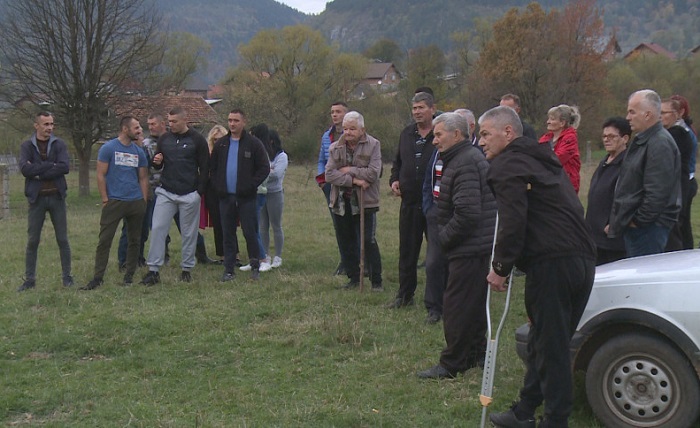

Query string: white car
515 250 700 428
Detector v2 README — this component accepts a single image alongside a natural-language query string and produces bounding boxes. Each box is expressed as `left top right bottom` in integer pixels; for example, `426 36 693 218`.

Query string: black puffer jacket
435 140 496 258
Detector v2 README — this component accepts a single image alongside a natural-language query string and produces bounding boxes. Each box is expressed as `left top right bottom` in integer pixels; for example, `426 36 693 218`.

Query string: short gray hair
631 89 661 116
412 91 435 108
547 104 581 129
454 108 475 128
433 112 469 140
343 111 365 128
478 106 523 137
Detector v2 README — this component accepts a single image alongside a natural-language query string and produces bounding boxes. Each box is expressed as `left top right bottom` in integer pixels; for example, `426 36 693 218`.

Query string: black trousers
220 193 259 274
439 254 489 373
396 201 426 300
517 256 594 426
334 199 382 284
424 210 447 315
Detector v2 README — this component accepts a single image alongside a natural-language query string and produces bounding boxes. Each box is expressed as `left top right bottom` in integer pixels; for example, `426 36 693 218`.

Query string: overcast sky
279 0 328 14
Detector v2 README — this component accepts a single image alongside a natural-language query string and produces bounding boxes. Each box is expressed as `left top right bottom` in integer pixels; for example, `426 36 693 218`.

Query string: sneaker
62 275 74 287
259 261 272 272
220 272 235 282
180 271 192 283
123 273 133 285
489 403 536 428
416 365 457 379
271 256 282 268
239 264 252 272
371 282 384 292
140 271 160 286
80 277 103 291
17 278 36 292
251 269 260 281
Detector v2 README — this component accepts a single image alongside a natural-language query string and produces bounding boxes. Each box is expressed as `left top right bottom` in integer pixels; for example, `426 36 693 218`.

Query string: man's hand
391 180 401 196
153 153 163 165
487 269 508 292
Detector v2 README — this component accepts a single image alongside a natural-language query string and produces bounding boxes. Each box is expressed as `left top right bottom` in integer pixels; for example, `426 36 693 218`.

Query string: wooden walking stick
359 186 365 292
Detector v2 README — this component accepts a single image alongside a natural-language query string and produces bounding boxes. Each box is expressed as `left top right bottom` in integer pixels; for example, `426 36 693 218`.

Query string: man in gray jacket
607 89 681 257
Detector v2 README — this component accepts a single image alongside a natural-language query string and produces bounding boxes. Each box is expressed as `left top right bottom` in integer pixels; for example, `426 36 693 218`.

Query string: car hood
579 250 700 347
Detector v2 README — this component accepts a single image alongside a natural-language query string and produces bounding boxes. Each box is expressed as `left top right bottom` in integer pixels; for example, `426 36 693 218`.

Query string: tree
225 25 366 157
406 44 446 101
363 38 405 70
0 0 163 196
150 32 211 93
468 0 608 137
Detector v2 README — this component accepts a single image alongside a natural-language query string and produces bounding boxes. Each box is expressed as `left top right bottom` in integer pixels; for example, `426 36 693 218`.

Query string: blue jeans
256 193 267 260
624 223 671 257
25 194 71 281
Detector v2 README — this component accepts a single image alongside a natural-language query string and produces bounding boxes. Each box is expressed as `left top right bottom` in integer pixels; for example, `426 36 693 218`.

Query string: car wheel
585 332 700 428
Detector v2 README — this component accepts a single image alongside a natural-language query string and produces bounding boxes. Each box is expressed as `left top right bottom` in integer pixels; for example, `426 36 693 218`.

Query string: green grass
0 161 634 427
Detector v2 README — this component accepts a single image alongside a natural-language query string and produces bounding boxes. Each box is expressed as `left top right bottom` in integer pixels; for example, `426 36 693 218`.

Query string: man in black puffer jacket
417 112 496 380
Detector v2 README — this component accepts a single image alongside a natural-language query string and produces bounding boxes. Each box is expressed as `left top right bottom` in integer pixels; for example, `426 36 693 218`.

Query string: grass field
0 158 636 427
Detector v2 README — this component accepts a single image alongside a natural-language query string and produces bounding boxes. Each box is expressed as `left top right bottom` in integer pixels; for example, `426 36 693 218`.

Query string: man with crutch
479 106 595 428
415 112 497 379
325 111 383 291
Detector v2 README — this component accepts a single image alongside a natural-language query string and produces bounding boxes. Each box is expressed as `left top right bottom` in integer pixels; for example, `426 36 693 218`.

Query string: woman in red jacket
539 104 582 193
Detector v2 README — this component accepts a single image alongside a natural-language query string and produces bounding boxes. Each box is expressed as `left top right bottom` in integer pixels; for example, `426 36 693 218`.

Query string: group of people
19 107 288 292
315 88 696 428
19 85 697 426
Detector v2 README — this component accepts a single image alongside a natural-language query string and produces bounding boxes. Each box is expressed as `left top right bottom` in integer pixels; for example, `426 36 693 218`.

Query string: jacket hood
505 136 563 175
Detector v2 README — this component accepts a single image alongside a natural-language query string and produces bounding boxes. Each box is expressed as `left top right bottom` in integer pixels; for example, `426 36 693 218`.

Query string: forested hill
311 0 700 57
157 0 308 82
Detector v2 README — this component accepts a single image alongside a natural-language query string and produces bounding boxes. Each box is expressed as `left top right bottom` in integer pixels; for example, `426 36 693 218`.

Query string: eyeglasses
602 134 621 140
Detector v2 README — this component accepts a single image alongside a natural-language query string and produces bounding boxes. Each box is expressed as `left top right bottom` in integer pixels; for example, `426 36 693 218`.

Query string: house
359 62 401 89
112 95 220 130
624 43 677 61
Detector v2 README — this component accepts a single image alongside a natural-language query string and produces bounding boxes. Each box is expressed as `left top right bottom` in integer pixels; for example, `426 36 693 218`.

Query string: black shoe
250 268 260 281
489 404 536 428
425 312 442 324
416 365 457 379
220 272 235 282
80 277 103 291
18 279 36 292
118 262 126 273
123 273 134 285
334 263 346 276
197 255 217 265
340 280 359 290
180 271 192 282
371 282 384 292
62 275 74 287
140 271 160 286
235 258 243 268
386 296 415 309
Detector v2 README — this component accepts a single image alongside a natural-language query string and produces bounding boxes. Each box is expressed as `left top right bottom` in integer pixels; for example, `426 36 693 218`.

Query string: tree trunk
77 144 92 197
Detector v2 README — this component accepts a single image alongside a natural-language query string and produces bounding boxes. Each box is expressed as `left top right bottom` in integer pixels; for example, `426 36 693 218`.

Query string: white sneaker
260 261 272 272
239 264 252 271
272 256 282 268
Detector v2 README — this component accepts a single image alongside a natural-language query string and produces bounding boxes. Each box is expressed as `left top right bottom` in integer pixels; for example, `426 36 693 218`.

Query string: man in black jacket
387 92 437 315
18 112 73 291
141 107 210 285
416 112 496 379
210 109 270 281
480 106 595 428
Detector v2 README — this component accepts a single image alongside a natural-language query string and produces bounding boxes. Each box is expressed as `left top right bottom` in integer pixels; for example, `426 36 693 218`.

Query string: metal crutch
479 214 515 428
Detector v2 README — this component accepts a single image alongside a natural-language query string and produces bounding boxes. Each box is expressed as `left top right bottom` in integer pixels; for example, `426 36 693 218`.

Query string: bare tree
0 0 163 196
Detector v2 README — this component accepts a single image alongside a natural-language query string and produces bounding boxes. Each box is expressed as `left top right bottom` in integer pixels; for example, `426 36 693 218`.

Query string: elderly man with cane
325 111 383 291
479 106 595 428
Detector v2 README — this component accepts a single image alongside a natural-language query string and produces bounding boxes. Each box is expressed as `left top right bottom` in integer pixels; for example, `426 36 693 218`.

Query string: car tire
585 332 700 428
